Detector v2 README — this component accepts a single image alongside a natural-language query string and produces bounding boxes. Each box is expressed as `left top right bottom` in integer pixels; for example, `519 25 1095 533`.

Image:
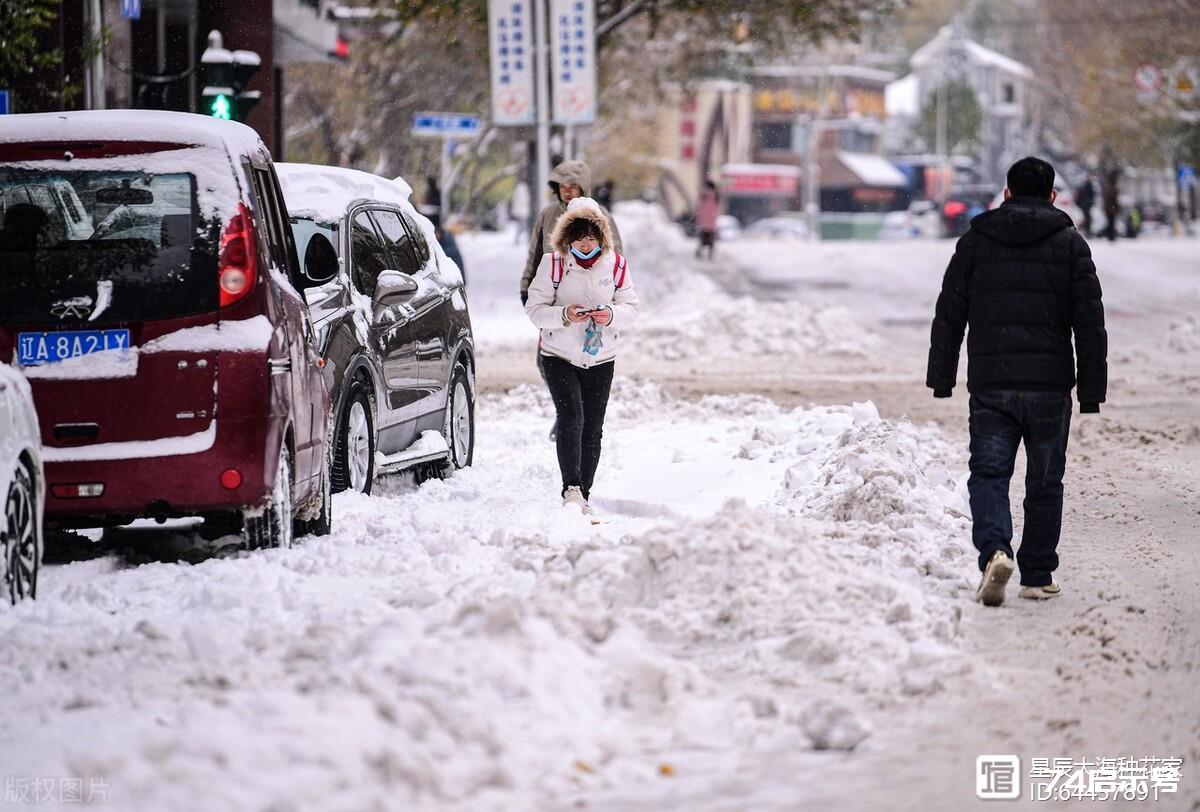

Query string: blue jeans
968 390 1072 587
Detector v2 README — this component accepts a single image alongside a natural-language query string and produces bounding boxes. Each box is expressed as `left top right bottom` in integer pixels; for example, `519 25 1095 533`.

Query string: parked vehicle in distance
743 216 811 241
879 199 942 239
716 214 742 241
0 363 43 603
0 111 334 550
277 163 475 495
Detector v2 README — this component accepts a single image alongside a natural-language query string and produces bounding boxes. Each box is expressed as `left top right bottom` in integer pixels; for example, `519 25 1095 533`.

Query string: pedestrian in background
927 156 1107 608
435 224 465 284
525 197 639 514
694 180 720 260
1075 174 1096 237
1101 167 1120 241
520 160 623 440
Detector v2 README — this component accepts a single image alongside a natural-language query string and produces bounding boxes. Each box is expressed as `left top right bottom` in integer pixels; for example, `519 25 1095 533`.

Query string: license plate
17 329 132 366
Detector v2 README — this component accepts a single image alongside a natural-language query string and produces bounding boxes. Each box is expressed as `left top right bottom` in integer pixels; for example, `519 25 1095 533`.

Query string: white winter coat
524 198 640 368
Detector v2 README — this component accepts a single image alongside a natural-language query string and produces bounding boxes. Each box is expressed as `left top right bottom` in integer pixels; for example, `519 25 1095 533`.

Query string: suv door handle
268 357 292 375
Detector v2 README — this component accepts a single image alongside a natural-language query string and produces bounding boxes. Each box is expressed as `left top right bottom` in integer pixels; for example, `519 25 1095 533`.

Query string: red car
0 111 334 549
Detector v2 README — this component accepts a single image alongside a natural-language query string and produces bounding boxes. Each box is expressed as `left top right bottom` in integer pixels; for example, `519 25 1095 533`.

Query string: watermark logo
4 776 108 804
977 754 1022 800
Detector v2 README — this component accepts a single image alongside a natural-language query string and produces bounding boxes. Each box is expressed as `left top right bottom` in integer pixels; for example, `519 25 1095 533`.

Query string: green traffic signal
209 94 232 120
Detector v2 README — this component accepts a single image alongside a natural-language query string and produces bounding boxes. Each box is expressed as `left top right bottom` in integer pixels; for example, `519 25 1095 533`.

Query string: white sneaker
562 486 586 511
976 550 1015 607
582 499 594 516
1018 582 1062 600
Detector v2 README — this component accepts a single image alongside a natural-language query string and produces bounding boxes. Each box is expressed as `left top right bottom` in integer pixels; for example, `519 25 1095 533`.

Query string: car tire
435 363 475 478
332 381 374 495
243 444 294 550
3 462 40 603
295 447 332 538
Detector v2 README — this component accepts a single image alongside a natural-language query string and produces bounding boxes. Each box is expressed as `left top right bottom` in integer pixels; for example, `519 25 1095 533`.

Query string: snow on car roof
0 110 267 156
276 163 414 223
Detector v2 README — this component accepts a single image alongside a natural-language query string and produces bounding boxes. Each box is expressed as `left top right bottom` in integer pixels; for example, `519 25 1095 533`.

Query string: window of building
756 122 792 151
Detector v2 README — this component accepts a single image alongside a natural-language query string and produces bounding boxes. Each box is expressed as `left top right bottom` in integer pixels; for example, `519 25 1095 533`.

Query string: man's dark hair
1007 156 1056 199
564 217 602 243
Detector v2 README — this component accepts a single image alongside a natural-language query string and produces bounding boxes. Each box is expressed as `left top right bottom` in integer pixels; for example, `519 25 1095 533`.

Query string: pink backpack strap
613 252 628 289
551 253 563 289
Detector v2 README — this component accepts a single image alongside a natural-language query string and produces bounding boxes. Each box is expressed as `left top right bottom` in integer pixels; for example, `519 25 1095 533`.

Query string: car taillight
219 203 258 308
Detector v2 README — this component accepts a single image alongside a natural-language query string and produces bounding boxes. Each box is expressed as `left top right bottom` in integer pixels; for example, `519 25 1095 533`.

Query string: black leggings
541 355 614 499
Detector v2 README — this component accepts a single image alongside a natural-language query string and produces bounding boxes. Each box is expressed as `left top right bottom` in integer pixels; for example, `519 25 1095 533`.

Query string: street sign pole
412 113 482 225
534 0 551 216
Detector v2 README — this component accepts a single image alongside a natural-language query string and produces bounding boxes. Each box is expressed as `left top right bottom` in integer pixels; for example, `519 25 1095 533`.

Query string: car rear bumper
43 416 278 528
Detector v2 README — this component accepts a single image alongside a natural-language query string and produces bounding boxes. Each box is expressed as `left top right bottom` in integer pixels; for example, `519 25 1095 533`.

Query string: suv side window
350 211 390 295
371 209 422 277
399 211 430 266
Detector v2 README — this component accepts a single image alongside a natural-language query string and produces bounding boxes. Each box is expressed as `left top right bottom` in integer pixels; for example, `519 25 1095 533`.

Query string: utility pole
534 0 551 212
806 71 830 241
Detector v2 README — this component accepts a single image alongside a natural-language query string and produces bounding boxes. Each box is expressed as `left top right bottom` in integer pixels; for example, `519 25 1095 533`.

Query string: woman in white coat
524 197 640 513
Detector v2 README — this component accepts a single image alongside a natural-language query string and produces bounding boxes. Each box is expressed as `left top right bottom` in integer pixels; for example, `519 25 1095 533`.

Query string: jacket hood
550 197 615 256
970 197 1075 245
549 160 592 197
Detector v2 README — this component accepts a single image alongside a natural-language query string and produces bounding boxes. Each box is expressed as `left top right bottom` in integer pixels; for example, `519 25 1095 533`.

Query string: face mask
570 244 602 261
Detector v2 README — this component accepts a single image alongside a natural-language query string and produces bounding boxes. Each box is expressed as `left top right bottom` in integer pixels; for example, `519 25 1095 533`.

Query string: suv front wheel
333 381 375 495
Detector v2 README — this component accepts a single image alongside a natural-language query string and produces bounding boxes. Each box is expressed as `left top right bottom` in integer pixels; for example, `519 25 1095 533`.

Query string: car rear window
0 169 217 326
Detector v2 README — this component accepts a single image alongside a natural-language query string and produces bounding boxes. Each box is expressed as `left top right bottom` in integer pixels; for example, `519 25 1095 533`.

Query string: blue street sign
0 91 8 115
1180 165 1197 188
412 113 481 138
121 0 141 20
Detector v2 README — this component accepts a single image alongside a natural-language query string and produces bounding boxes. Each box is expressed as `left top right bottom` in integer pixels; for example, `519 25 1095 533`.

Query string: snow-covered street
3 207 1198 810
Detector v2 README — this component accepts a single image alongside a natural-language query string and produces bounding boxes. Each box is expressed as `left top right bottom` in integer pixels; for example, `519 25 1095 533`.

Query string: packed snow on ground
0 375 979 809
462 202 879 360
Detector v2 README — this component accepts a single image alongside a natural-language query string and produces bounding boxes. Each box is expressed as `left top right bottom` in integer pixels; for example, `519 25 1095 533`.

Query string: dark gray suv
277 164 474 494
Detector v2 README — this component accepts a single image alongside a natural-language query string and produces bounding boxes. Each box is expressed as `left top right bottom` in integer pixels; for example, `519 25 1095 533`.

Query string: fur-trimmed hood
549 196 615 257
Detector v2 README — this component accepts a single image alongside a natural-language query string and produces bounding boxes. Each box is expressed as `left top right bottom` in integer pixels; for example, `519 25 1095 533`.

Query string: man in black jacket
927 156 1107 608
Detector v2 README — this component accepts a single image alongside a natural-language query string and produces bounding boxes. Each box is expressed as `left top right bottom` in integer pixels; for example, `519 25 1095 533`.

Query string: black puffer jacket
926 196 1107 410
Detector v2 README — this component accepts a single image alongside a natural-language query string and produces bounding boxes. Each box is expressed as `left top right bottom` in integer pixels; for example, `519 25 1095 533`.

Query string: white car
716 214 742 241
743 216 811 241
0 363 43 603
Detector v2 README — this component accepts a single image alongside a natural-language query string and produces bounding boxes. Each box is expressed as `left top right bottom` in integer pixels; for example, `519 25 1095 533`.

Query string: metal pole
83 0 105 108
806 72 828 242
441 137 452 225
534 0 551 212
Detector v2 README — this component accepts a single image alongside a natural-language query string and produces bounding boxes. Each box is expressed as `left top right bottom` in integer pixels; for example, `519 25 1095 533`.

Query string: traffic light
199 29 262 122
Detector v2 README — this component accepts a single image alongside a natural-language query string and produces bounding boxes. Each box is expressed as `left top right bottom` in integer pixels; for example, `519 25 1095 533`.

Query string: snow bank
0 378 976 809
1165 316 1200 354
459 203 878 358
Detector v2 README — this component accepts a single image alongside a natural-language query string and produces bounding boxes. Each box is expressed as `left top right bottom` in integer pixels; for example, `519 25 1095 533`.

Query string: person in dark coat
1075 175 1095 237
434 225 465 284
927 156 1107 608
1101 167 1120 242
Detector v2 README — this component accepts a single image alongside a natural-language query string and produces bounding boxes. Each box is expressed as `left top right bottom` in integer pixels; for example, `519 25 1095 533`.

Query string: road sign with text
412 113 481 138
488 0 536 126
550 0 596 125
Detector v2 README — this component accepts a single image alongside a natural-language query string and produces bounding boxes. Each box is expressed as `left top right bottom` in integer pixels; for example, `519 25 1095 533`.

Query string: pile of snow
612 203 877 359
1165 316 1200 353
0 378 977 808
455 203 877 358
